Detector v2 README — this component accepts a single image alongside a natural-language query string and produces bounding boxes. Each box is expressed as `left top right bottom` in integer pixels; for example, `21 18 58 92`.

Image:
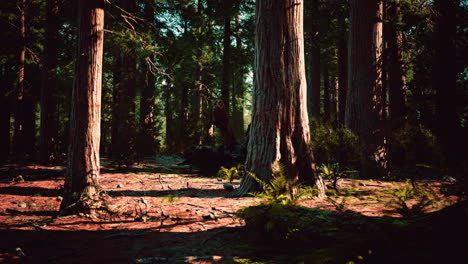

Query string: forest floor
0 157 465 263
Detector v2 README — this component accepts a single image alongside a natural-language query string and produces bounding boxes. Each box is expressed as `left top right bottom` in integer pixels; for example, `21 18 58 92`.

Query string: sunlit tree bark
346 0 389 178
235 0 325 196
60 0 104 214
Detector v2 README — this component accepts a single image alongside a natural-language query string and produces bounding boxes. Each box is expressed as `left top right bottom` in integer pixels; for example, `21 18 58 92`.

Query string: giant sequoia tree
60 0 104 214
346 0 388 178
235 0 325 196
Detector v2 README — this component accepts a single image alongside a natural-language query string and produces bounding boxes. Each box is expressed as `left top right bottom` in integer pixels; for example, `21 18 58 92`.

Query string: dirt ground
0 157 460 263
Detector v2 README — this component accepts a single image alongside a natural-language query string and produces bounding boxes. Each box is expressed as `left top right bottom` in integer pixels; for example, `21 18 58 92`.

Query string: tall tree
307 0 321 122
433 0 463 175
60 0 105 214
138 2 157 157
346 0 388 178
221 0 233 115
111 0 137 164
13 0 35 160
322 62 331 121
231 11 245 141
337 13 348 126
387 0 406 125
235 0 325 196
39 0 59 164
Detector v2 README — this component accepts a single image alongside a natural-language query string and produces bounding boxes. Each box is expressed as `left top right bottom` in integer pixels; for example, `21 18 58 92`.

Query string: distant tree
13 0 35 160
432 0 464 175
235 0 325 196
346 0 389 178
60 0 104 214
39 0 59 164
387 0 406 125
138 2 157 157
307 0 321 122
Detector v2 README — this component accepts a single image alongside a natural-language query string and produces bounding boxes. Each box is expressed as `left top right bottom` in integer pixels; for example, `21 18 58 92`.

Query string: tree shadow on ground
0 186 60 197
107 188 231 198
0 167 64 182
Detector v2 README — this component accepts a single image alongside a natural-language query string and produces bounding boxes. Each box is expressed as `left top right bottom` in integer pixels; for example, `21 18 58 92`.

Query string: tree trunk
13 0 35 160
346 0 388 178
387 0 406 125
164 80 174 151
308 0 321 122
232 13 245 141
221 5 232 115
0 65 11 161
235 0 325 196
60 0 104 214
39 0 59 164
112 0 137 165
433 0 463 176
323 63 330 121
138 3 157 157
337 36 347 126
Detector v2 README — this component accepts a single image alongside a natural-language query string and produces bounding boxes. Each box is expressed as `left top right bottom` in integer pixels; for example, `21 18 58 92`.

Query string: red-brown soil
0 157 460 263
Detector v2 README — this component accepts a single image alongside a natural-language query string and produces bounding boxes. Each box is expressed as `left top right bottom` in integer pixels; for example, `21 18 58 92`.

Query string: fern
248 162 317 205
386 180 439 217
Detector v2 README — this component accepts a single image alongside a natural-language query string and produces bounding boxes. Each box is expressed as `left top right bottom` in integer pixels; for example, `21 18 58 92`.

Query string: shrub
310 122 361 169
217 163 244 183
385 180 439 217
318 163 356 192
248 162 318 206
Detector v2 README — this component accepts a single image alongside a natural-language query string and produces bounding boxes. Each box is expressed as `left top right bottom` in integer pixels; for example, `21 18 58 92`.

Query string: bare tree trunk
323 63 331 121
164 80 174 151
60 0 104 214
346 0 388 178
138 3 157 157
39 0 59 164
433 0 463 176
14 0 35 160
387 0 406 125
235 0 325 196
112 0 137 165
308 0 321 122
337 37 347 126
0 65 11 161
232 13 245 141
221 4 232 115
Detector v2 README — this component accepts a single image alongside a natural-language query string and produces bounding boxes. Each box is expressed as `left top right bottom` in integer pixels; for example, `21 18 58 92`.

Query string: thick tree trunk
235 0 325 196
346 0 389 178
138 3 157 157
433 0 463 176
39 0 59 164
387 0 406 125
60 0 104 214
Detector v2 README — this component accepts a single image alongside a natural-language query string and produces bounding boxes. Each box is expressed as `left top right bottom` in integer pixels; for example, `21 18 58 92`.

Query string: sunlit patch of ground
0 158 459 263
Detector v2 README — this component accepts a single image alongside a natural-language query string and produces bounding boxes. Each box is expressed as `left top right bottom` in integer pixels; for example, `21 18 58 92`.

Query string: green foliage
385 180 439 217
248 162 318 206
391 122 441 167
310 122 361 168
318 163 356 192
162 195 178 203
236 204 336 241
217 164 244 183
